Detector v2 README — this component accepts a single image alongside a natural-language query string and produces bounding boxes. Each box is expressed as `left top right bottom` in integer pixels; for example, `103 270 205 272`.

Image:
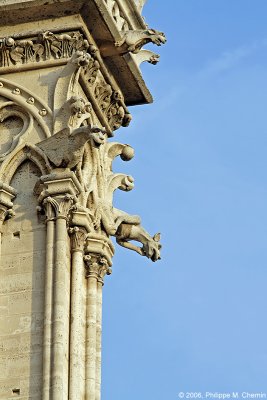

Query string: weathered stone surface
0 0 164 398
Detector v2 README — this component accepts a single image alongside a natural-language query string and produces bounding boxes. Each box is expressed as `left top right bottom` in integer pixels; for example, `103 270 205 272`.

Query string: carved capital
85 233 114 267
0 182 17 230
43 194 75 221
69 226 88 253
38 171 82 202
84 253 112 284
36 170 82 221
0 205 15 231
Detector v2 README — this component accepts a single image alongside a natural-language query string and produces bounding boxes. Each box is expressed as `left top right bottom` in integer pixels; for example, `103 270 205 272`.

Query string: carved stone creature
115 28 166 54
92 201 161 262
133 50 160 67
55 96 92 130
37 126 106 169
15 40 44 63
0 37 18 67
116 223 161 262
41 31 89 60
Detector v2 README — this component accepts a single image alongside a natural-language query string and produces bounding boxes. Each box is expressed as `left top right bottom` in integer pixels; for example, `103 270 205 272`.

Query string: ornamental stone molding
0 0 165 399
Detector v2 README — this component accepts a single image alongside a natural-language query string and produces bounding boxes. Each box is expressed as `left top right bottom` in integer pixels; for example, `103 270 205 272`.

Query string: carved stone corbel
53 50 92 133
0 182 17 231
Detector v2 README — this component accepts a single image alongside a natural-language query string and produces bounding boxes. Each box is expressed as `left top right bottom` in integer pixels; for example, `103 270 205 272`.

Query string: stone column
41 199 55 400
68 226 87 400
95 259 111 400
84 252 111 400
38 171 82 400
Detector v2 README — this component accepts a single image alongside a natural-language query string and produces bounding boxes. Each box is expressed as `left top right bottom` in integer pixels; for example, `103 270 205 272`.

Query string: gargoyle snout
157 33 167 45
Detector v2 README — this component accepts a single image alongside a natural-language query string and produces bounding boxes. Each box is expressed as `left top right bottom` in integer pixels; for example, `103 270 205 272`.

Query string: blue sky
102 1 267 398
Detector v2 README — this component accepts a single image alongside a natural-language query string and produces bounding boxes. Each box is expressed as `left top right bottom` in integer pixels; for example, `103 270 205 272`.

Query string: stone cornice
0 27 132 134
0 1 165 106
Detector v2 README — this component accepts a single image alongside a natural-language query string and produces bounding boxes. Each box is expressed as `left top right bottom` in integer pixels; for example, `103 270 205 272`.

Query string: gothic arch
0 143 51 184
0 77 53 139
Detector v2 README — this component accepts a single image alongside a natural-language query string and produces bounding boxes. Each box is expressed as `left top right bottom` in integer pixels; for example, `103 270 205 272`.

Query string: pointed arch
0 143 51 184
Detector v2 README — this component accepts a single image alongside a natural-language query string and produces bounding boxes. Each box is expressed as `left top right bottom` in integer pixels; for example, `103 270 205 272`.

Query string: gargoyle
100 28 166 57
92 201 161 262
116 222 161 262
115 29 166 54
37 125 105 169
132 50 160 67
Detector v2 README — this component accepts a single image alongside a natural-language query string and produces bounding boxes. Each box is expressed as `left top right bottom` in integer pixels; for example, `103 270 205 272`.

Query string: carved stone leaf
0 30 89 68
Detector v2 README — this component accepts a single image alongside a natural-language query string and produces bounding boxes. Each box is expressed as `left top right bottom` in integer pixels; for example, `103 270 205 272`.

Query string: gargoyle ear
153 232 161 242
147 29 156 35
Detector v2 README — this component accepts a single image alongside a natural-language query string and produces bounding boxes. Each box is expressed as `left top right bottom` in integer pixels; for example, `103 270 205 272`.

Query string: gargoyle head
142 232 161 262
146 29 167 46
72 50 91 67
90 126 106 147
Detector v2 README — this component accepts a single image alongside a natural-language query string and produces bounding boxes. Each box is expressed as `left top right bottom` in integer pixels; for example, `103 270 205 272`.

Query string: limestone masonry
0 0 165 399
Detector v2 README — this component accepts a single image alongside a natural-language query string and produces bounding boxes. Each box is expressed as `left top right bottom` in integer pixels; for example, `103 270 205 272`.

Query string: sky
102 1 267 398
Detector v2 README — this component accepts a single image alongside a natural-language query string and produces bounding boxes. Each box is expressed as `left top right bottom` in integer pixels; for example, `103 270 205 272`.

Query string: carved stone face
90 129 106 146
70 98 87 117
143 239 161 262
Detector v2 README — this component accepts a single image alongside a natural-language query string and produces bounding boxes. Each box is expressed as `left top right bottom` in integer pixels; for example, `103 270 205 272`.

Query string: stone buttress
0 1 165 399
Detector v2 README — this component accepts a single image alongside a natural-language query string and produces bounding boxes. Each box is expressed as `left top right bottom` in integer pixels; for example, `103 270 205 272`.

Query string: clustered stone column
38 171 81 400
68 226 88 400
37 170 114 400
84 254 111 400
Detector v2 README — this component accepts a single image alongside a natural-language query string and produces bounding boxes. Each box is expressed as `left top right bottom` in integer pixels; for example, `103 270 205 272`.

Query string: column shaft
42 218 55 400
95 280 103 400
69 249 85 400
52 217 70 400
85 274 98 400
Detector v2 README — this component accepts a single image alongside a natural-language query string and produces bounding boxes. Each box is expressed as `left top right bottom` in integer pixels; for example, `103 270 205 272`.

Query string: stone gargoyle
37 125 105 169
100 28 166 57
93 200 161 262
116 221 161 262
115 28 166 54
